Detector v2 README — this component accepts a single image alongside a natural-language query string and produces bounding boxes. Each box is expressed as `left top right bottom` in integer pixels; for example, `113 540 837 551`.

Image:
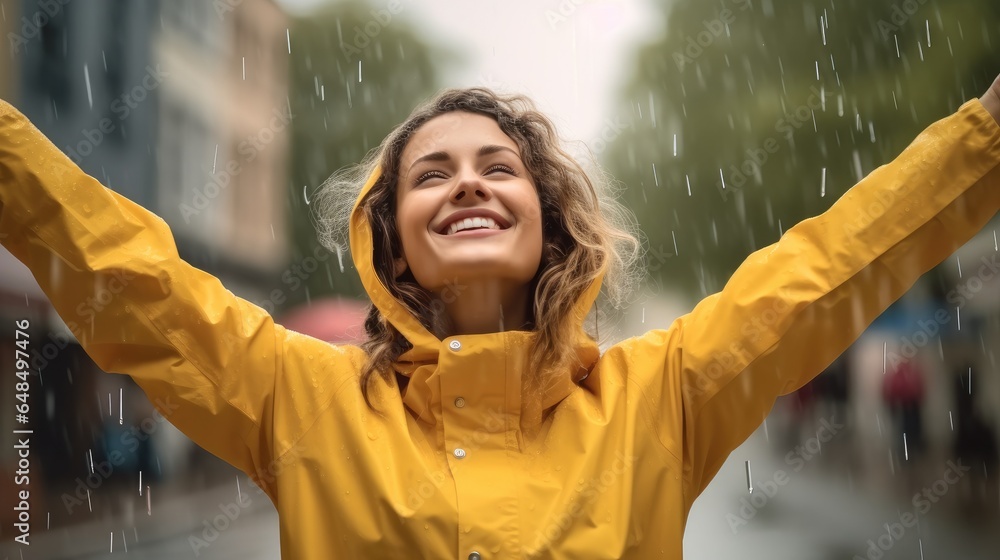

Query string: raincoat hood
348 164 603 427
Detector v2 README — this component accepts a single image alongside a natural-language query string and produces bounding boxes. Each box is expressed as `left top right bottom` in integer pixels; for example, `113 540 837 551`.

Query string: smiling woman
313 88 643 419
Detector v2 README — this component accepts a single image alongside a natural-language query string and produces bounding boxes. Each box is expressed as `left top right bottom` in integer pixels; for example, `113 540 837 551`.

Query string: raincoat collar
349 166 602 428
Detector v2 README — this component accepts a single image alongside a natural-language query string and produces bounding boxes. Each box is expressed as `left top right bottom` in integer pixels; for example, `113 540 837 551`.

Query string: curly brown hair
313 87 642 413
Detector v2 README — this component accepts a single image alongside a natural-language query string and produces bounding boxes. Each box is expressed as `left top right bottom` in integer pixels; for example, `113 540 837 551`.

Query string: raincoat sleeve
0 99 296 493
632 98 1000 505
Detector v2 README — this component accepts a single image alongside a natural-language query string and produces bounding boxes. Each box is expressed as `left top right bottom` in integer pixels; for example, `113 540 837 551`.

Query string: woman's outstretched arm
0 99 311 497
625 77 1000 507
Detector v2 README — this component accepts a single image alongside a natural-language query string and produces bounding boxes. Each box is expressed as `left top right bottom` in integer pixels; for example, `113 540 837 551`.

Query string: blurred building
155 0 290 289
0 0 290 528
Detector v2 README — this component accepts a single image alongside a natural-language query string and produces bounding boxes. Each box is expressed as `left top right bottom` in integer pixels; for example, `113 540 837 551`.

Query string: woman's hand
983 74 1000 126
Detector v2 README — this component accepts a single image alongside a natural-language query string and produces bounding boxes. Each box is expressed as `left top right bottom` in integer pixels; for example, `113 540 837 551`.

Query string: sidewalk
684 413 1000 560
1 476 280 559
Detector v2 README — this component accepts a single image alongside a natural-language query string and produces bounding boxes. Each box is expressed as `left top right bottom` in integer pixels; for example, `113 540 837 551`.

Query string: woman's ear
393 256 408 278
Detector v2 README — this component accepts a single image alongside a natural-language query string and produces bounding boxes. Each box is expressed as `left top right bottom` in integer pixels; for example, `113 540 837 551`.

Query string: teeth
447 216 501 235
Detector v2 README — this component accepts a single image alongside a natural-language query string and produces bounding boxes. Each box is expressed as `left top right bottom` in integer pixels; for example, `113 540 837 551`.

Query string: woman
1 78 998 558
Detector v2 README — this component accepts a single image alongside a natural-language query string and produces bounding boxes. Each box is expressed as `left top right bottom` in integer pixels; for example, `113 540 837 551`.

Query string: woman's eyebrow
407 144 520 176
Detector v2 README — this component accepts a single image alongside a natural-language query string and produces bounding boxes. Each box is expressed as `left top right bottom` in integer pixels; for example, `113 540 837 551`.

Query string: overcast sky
277 0 660 142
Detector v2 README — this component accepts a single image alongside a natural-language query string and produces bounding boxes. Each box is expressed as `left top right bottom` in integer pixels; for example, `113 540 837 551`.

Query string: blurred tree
609 0 999 299
284 0 454 306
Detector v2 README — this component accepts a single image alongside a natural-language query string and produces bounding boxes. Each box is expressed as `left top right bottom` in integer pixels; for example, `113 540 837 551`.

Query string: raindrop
303 185 311 205
956 256 962 278
286 28 291 54
745 460 753 493
820 167 827 197
84 64 93 109
213 144 219 174
242 56 246 80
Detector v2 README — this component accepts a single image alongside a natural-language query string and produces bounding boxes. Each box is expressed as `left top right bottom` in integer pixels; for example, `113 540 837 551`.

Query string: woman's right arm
0 99 323 495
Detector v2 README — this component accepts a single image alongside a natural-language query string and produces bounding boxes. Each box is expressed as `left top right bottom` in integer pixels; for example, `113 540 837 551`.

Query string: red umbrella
277 298 369 343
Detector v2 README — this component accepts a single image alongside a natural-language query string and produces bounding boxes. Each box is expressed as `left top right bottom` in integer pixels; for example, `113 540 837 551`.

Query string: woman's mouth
445 216 505 236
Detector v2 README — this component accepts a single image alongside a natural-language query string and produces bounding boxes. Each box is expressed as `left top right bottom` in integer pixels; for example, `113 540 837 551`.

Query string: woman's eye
485 163 517 176
414 170 446 185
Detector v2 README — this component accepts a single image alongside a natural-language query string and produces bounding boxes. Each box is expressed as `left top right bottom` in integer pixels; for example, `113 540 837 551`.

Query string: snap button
454 397 466 408
449 340 462 351
468 552 482 560
453 448 467 459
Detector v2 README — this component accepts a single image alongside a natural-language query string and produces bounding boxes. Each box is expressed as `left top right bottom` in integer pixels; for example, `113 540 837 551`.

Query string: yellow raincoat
1 97 998 559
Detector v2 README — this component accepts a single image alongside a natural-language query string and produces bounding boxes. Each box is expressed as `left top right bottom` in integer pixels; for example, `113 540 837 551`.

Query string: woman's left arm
626 77 1000 507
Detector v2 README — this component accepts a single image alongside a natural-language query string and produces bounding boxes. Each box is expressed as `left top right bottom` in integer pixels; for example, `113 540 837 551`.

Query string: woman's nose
449 171 492 203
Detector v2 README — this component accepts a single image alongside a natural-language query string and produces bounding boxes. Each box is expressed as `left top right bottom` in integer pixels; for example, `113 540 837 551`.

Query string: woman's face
394 111 543 294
